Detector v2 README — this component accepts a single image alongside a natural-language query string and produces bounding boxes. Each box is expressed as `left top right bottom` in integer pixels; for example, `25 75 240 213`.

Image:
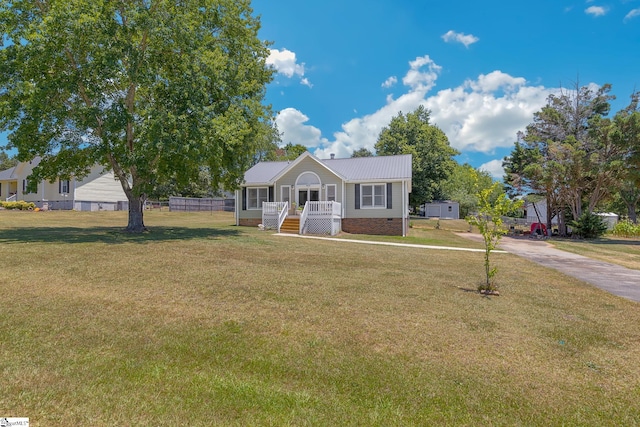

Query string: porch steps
279 217 300 234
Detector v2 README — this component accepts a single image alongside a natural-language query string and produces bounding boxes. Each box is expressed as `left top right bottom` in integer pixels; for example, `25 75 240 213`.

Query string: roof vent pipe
330 153 335 160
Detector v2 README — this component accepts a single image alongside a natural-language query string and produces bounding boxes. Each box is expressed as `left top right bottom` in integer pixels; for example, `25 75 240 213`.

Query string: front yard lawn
1 210 639 425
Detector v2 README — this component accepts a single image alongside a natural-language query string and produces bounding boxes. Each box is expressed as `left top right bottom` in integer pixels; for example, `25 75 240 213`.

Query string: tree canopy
375 106 458 209
502 83 633 233
608 91 640 222
350 147 374 158
441 163 495 218
0 0 275 231
263 142 308 161
0 151 18 171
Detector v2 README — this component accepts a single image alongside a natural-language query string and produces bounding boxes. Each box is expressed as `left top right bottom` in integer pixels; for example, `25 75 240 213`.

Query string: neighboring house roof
0 166 17 180
243 152 412 185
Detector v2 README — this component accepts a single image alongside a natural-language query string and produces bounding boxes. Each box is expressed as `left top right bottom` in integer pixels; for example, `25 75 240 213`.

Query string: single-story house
0 157 127 211
236 152 412 236
420 201 459 219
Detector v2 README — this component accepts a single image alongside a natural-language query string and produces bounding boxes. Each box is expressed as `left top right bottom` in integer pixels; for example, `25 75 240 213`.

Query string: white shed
421 201 459 219
596 212 619 230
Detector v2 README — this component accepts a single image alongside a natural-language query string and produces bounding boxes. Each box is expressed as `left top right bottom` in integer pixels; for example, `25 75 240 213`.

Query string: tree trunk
126 195 146 233
628 203 638 224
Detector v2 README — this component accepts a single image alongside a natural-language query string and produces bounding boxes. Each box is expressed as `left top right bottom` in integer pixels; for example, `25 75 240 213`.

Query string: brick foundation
341 218 404 236
239 218 262 227
239 217 405 236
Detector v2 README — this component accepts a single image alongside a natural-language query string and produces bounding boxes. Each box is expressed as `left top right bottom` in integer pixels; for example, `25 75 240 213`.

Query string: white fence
262 201 342 235
262 202 289 231
300 201 342 235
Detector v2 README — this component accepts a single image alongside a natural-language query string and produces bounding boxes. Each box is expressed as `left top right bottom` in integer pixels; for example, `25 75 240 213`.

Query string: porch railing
6 193 17 202
261 202 289 232
300 201 342 235
299 202 309 234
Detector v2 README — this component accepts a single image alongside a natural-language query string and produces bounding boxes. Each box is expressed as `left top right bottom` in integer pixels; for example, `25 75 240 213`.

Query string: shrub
570 212 608 239
610 219 640 238
0 201 37 210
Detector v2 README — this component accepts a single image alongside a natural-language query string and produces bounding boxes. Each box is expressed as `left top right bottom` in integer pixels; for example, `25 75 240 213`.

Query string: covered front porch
262 201 342 235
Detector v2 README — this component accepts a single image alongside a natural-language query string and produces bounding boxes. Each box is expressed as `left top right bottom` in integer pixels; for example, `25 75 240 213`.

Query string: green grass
1 210 640 426
336 218 483 248
549 236 640 270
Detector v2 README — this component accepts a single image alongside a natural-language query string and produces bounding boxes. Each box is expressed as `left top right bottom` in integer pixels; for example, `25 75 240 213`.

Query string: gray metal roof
243 160 290 184
321 154 412 181
242 153 412 185
0 166 16 180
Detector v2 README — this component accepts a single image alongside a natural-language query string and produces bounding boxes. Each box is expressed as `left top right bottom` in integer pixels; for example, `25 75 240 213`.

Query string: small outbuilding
596 212 619 230
420 201 459 219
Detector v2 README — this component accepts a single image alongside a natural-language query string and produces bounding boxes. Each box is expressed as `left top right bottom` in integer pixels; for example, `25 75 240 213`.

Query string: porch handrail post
299 203 309 234
277 201 289 232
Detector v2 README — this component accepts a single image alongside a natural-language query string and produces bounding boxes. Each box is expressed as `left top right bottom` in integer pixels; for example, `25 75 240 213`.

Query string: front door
298 188 320 207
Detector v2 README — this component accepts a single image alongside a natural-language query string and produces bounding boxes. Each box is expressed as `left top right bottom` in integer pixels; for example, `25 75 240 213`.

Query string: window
281 185 290 205
59 179 70 194
326 184 336 202
22 179 35 194
247 187 268 209
361 184 386 208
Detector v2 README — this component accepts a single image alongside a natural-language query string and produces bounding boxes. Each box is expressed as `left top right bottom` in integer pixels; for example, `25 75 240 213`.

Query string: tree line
503 83 640 234
3 2 636 233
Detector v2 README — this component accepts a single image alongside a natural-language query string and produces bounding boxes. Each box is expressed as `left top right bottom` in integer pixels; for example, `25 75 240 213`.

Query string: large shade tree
0 0 275 231
503 83 618 234
375 106 458 209
608 91 640 222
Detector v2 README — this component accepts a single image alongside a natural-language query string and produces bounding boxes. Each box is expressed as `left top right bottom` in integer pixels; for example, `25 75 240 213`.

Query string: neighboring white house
0 157 127 211
523 199 619 230
524 199 557 225
236 151 412 236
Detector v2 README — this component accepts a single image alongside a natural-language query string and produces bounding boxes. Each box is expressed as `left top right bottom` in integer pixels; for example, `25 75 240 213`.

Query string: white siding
74 167 127 203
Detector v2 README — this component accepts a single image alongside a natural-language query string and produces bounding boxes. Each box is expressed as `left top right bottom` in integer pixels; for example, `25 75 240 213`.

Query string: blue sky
2 1 639 178
254 0 640 177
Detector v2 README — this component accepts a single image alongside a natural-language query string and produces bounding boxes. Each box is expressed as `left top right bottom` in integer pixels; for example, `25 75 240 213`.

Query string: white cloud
279 56 558 162
466 71 526 93
427 72 553 152
441 30 479 48
266 48 312 87
585 5 607 16
382 76 398 88
625 8 640 21
275 108 327 148
402 55 441 91
478 159 505 180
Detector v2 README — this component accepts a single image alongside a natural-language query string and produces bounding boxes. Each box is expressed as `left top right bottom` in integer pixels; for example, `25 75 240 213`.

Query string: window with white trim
326 184 336 202
59 179 70 194
361 184 386 208
281 185 290 205
247 187 268 209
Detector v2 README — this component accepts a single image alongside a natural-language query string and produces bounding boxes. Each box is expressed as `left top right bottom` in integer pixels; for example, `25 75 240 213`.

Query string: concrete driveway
459 234 640 303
